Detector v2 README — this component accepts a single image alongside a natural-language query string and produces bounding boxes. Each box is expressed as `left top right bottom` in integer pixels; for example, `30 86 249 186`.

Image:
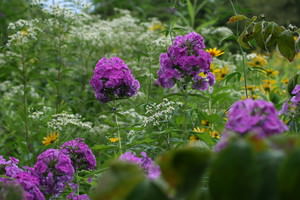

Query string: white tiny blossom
143 98 183 126
48 112 93 131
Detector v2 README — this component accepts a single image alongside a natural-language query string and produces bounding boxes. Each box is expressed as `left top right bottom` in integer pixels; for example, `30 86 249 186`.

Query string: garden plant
0 0 300 199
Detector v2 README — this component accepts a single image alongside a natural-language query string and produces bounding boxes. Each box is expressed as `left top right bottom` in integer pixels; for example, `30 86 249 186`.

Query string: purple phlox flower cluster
225 99 288 137
0 156 45 200
34 149 75 197
156 32 215 90
90 57 140 103
67 192 90 200
119 152 160 179
279 85 300 115
291 85 300 104
61 138 96 171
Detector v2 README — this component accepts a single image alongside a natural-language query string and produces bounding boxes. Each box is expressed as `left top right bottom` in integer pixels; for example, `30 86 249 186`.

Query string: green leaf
277 30 296 61
209 138 258 200
186 0 195 27
279 148 300 199
159 147 210 198
91 162 145 200
125 180 169 200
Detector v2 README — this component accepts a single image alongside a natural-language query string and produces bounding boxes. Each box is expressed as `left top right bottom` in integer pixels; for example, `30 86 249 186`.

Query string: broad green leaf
209 139 258 200
159 147 210 198
277 30 296 61
91 162 145 200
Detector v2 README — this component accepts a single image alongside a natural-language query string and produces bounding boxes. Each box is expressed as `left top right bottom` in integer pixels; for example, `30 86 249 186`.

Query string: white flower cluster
143 98 183 126
119 108 146 124
48 112 93 131
7 19 41 47
0 81 40 100
29 106 52 120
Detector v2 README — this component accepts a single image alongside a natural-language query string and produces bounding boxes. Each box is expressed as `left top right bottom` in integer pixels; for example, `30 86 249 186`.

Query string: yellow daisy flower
261 80 276 93
213 66 229 81
189 135 200 143
281 79 289 84
42 132 59 146
209 131 221 139
206 48 224 57
201 120 210 126
198 72 207 78
265 69 279 77
108 137 120 143
247 55 268 67
193 127 208 133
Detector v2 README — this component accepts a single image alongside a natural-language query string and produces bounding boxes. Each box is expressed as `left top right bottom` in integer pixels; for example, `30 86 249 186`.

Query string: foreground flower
0 156 45 200
156 32 214 90
61 138 96 171
90 57 140 103
225 99 288 137
34 149 75 197
206 48 224 57
119 152 160 179
42 132 59 146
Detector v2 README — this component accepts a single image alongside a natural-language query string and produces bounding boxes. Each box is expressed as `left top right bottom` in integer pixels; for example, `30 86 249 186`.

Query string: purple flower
60 138 96 171
192 72 215 91
291 84 300 104
119 152 160 179
225 99 288 137
34 149 74 197
156 32 214 90
90 57 140 103
0 156 45 200
67 192 90 200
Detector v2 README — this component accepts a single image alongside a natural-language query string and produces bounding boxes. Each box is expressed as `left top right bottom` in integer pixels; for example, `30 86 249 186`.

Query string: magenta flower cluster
215 99 288 151
279 84 300 117
156 32 215 90
0 138 96 200
225 99 288 137
90 57 140 103
119 152 161 179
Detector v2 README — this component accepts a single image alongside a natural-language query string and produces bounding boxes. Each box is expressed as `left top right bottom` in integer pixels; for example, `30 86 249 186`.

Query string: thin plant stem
113 100 122 153
21 47 30 153
229 0 248 98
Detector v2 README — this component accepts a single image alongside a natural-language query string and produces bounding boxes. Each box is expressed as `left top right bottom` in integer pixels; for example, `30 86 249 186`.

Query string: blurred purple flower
119 152 160 179
225 99 288 137
67 192 90 200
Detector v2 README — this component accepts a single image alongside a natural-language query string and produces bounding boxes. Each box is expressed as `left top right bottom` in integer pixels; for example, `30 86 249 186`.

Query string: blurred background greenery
1 0 300 46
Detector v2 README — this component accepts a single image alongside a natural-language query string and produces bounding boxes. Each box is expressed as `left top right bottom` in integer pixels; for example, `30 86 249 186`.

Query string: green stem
113 100 122 153
229 0 248 98
21 48 30 153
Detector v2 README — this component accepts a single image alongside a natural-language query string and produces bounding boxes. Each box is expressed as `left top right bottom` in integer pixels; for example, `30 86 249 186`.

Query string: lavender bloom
90 57 140 103
156 32 214 90
291 85 300 104
67 192 90 200
225 99 288 137
192 72 215 91
119 152 160 179
34 149 75 197
61 138 96 171
0 157 45 200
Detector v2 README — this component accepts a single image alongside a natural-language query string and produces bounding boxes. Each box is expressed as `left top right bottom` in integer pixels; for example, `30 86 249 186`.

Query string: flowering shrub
90 57 140 103
156 32 215 90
